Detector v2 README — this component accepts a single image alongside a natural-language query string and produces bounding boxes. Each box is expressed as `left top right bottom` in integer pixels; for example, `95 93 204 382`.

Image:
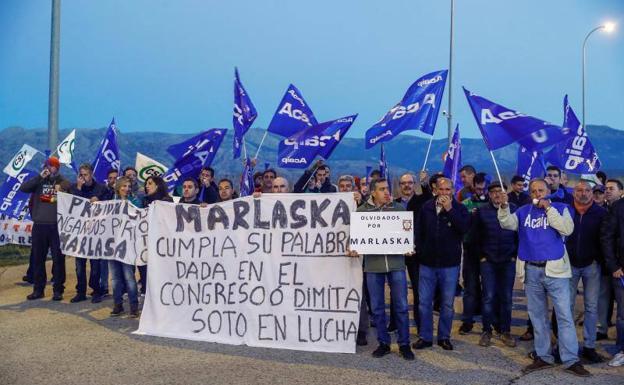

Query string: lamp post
48 0 61 152
447 0 455 146
582 22 615 130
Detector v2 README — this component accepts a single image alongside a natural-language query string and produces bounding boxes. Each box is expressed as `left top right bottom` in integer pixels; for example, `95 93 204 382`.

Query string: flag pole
421 135 434 171
488 150 506 193
254 131 268 160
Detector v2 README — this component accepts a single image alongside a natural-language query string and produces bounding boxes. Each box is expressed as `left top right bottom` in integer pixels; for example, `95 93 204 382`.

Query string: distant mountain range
1 124 622 182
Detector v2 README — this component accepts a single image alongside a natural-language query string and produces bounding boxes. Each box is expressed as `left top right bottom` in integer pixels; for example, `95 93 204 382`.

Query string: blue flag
544 95 601 174
277 115 356 168
517 146 546 191
365 70 447 149
233 68 258 159
92 118 121 184
443 125 462 190
162 129 226 191
0 169 37 219
167 129 228 160
239 157 255 197
464 88 572 151
267 84 318 137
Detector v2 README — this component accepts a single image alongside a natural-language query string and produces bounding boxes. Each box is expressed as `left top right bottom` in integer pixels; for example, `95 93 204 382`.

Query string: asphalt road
1 260 622 385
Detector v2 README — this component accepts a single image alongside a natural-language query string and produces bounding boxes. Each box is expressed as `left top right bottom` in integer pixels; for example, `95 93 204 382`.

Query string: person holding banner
351 178 415 360
498 179 590 377
180 178 202 205
139 176 173 294
69 163 109 303
413 177 470 351
218 179 236 202
19 156 67 301
123 167 144 201
198 167 219 204
109 177 141 318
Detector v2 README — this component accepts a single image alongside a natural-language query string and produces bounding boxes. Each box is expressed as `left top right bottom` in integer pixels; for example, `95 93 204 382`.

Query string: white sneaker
608 351 624 367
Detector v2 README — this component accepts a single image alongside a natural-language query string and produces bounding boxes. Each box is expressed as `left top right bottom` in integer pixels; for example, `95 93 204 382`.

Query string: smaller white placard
349 211 414 255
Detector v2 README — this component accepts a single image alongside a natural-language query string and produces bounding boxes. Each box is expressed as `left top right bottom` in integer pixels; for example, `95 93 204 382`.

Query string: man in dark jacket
19 156 67 300
600 195 624 367
474 182 518 348
69 163 108 303
351 178 414 361
509 175 530 207
413 177 470 351
545 166 573 206
180 177 202 205
458 173 489 335
294 160 337 193
565 181 607 363
199 166 219 204
597 179 624 340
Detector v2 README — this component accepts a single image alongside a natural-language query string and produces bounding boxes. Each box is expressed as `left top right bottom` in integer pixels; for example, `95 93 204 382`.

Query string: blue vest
515 202 568 262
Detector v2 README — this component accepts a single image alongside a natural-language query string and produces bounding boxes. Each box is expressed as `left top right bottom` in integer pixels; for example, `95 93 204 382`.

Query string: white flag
135 152 168 183
56 129 76 165
3 144 39 177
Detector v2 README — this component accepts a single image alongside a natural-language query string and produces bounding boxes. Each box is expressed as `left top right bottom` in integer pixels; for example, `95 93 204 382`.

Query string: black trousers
31 223 65 294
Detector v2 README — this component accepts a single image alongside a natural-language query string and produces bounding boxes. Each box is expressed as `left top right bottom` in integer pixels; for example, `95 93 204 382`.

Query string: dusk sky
1 0 622 140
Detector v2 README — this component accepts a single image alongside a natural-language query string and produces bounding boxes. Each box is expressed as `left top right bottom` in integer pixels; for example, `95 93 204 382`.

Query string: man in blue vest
498 178 590 377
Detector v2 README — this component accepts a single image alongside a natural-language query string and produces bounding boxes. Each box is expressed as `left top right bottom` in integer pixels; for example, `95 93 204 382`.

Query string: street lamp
582 22 615 130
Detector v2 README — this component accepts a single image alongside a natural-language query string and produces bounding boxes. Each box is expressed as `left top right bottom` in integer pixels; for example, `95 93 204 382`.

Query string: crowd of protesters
16 155 624 375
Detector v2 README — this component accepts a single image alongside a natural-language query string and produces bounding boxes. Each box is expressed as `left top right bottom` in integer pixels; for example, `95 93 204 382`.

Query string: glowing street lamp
582 22 616 129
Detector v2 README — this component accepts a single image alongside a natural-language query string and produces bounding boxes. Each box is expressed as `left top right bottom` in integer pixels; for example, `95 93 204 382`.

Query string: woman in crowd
137 176 173 295
109 177 141 317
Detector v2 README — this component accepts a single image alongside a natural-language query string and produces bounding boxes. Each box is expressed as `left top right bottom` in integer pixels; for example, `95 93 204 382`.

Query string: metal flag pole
488 150 506 193
254 130 269 160
421 135 434 171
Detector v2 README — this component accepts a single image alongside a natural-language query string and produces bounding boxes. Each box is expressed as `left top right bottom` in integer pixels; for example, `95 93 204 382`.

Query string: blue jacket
567 202 607 268
474 202 519 263
415 198 471 268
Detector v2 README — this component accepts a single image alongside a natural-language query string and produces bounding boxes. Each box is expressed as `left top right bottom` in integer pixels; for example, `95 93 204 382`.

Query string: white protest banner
349 211 414 255
55 130 76 165
0 215 33 246
3 144 39 178
135 152 168 183
56 192 148 266
136 193 362 353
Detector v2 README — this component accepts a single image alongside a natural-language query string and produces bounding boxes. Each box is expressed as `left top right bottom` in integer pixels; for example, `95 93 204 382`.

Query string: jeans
358 281 369 336
31 224 65 294
100 260 109 293
388 258 420 333
366 270 410 346
525 264 579 366
109 260 139 307
570 262 600 348
481 260 516 333
461 246 481 324
75 257 102 297
419 264 460 342
613 276 624 352
597 273 614 334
